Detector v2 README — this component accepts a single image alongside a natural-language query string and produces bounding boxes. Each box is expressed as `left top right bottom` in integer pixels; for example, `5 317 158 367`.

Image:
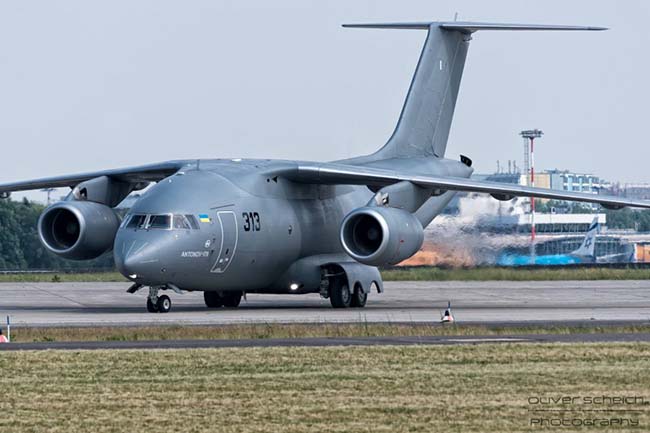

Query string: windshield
148 215 172 230
126 214 148 229
122 214 201 231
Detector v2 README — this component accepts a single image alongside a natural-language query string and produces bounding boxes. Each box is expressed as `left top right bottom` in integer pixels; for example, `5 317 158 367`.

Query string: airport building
473 168 604 196
538 169 604 195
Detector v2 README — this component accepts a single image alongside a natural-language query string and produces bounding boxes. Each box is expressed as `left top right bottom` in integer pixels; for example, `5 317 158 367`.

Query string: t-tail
343 22 606 160
572 216 600 258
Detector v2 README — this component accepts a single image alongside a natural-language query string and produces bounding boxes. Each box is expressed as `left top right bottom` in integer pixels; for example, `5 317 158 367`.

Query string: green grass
381 266 650 281
2 266 650 283
0 271 126 283
9 323 650 343
1 343 649 432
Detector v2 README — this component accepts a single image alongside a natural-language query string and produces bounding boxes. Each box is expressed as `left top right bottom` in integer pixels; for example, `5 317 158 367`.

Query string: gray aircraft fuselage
115 157 469 293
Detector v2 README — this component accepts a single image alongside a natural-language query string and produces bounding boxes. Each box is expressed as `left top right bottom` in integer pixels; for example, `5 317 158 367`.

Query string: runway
1 280 650 327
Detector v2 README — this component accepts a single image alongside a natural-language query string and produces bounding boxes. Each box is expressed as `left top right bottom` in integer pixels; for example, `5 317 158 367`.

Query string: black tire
146 297 158 313
204 291 223 308
329 278 351 308
222 291 242 308
350 287 368 308
157 295 172 313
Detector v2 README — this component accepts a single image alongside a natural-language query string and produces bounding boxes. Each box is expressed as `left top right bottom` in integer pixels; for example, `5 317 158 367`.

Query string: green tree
604 209 650 232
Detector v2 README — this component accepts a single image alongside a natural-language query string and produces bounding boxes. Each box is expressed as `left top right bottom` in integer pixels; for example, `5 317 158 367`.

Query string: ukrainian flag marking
199 214 211 223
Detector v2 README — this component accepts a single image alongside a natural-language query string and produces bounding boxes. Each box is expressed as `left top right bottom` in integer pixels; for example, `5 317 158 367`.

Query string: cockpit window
121 214 200 230
120 215 131 229
173 214 191 230
126 214 148 229
185 215 200 230
148 214 172 230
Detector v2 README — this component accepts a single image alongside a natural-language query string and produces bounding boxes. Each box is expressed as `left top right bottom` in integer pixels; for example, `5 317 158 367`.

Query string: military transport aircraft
2 21 649 313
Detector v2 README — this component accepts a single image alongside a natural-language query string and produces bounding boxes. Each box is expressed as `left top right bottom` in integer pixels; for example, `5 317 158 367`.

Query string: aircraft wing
283 163 650 210
0 160 189 194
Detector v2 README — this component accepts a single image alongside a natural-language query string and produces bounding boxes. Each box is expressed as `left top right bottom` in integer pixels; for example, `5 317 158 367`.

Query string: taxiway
1 280 649 327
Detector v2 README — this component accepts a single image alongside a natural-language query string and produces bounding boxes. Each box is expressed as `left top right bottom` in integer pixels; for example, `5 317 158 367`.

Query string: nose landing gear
145 287 172 313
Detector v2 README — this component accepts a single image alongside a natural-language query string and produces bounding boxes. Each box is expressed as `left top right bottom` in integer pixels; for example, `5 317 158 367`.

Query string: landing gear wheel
204 291 223 308
350 287 368 308
222 291 242 308
146 297 159 313
330 278 351 308
157 295 172 313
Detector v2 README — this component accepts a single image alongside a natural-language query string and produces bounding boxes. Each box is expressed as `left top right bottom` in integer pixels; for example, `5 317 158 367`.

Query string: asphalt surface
1 280 650 327
2 332 650 351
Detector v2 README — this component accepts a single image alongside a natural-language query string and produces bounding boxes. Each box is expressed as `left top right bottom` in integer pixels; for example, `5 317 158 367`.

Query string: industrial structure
520 129 543 258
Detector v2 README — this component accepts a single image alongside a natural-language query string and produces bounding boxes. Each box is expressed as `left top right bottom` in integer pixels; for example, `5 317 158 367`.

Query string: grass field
8 323 650 343
2 266 650 283
1 343 649 433
382 266 650 281
0 271 126 283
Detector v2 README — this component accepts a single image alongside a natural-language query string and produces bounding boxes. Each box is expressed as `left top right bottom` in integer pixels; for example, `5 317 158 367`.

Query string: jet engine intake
38 201 120 260
340 207 424 266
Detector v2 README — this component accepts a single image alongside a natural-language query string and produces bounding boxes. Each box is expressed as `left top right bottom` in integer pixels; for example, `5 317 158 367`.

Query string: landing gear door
211 211 238 273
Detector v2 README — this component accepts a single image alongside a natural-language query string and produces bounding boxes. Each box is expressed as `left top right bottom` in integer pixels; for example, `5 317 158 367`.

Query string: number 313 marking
242 212 261 232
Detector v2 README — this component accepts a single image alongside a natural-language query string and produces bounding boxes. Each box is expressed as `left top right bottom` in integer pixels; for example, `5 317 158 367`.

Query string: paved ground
1 280 650 327
2 332 650 351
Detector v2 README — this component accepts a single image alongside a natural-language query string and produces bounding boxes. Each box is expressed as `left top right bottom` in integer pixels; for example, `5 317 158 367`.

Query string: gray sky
1 0 649 202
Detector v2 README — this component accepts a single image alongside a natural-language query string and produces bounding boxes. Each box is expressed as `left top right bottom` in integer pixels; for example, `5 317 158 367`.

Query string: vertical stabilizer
346 23 470 159
343 22 606 160
573 216 599 258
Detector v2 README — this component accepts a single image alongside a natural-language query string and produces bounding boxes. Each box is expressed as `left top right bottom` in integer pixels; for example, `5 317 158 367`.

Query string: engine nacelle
38 201 120 260
340 207 424 266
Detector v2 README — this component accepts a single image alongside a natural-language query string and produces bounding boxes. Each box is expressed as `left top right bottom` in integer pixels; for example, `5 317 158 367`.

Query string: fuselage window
148 214 172 230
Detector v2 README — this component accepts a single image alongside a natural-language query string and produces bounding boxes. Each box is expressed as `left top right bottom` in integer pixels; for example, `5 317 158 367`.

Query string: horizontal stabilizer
343 21 607 33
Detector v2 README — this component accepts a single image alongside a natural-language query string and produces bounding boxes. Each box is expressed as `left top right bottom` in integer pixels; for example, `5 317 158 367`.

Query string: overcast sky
1 0 648 202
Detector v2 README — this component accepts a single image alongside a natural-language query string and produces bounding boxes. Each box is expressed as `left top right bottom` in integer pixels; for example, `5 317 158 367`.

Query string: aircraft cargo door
211 211 238 273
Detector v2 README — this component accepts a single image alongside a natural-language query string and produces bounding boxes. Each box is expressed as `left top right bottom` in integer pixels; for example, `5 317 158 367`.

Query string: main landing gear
204 291 243 309
325 273 368 309
329 280 367 308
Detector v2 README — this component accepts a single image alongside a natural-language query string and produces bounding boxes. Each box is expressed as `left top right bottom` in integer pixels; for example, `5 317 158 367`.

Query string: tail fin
573 216 600 258
344 22 606 160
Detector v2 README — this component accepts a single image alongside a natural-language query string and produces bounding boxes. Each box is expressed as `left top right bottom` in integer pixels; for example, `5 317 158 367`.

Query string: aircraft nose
114 236 167 285
118 254 143 279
